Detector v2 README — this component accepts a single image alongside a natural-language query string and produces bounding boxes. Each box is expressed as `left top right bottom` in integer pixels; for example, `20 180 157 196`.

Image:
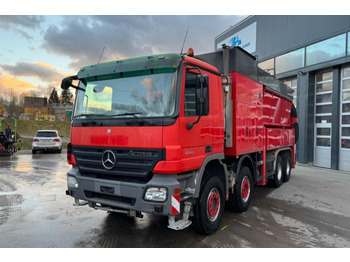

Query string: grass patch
16 120 71 137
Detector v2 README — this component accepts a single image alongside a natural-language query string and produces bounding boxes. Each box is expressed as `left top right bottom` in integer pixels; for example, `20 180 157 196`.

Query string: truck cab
64 53 227 233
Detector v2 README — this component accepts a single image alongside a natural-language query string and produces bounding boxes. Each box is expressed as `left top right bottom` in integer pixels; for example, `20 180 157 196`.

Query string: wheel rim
277 163 282 181
286 161 291 176
207 188 220 222
241 176 251 203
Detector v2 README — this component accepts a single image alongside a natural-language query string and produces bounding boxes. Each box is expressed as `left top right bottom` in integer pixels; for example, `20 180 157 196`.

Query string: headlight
67 176 79 189
144 187 167 202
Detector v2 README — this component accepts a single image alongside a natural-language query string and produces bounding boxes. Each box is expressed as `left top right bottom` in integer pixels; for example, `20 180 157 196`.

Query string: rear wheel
192 176 225 235
32 149 36 154
283 152 292 182
228 166 253 213
269 155 283 188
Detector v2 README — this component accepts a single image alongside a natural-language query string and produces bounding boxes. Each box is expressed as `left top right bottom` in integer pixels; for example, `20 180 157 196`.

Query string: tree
60 89 73 105
7 89 19 117
48 87 60 104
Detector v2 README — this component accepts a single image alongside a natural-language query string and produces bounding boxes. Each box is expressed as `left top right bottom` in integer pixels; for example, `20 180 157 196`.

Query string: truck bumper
66 167 182 216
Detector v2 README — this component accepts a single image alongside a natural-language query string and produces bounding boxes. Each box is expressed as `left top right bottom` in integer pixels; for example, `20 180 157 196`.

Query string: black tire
32 149 36 154
192 176 225 235
269 155 283 188
228 166 253 213
282 152 292 182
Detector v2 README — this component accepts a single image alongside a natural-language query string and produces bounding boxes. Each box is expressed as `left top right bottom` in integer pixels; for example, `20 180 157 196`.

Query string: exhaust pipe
222 44 230 76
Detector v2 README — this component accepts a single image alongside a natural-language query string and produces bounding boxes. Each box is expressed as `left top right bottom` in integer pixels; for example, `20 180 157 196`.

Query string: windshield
74 71 177 119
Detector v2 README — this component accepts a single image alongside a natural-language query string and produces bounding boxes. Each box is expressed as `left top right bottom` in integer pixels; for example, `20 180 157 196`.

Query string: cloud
0 75 36 95
0 15 43 29
1 62 65 83
14 28 33 40
41 15 246 70
0 15 43 41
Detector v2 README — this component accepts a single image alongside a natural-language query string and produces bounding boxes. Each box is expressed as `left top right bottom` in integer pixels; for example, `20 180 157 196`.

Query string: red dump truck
62 46 298 234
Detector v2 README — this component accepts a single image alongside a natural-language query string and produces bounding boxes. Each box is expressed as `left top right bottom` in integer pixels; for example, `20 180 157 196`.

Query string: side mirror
187 74 210 130
61 75 85 91
196 86 209 116
195 75 209 116
61 77 72 90
196 74 209 88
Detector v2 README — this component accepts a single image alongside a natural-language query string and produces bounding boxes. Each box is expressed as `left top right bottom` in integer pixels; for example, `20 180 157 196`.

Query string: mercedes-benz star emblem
102 150 116 170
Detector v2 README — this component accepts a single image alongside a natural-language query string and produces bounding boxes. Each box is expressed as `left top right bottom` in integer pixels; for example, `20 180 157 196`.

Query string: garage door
339 66 350 171
314 70 333 168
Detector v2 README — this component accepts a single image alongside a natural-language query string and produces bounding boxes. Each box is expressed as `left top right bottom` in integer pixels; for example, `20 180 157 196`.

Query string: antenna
97 46 106 64
180 26 189 54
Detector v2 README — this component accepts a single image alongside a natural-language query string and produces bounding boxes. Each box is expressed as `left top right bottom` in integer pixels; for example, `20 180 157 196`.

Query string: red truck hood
70 126 163 149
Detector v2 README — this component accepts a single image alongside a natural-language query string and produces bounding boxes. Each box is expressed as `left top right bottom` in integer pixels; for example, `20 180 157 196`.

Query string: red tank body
224 72 264 156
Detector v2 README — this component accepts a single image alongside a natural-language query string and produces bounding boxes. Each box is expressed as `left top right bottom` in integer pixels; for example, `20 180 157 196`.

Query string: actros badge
102 150 116 170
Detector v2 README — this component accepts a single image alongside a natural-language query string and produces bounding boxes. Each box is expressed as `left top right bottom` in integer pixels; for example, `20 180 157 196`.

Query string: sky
1 0 341 100
0 14 248 98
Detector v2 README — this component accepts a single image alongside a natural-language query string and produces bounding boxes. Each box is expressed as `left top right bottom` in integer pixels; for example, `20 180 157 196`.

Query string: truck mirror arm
61 75 85 92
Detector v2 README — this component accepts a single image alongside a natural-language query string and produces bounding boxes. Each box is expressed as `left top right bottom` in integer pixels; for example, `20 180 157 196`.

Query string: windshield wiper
74 114 103 126
111 112 143 118
74 113 111 119
74 112 143 121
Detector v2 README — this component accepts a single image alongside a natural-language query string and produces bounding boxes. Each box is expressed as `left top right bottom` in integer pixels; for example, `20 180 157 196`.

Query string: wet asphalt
0 151 350 248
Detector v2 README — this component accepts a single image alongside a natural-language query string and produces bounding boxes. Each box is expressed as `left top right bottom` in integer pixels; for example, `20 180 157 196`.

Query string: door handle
205 145 212 153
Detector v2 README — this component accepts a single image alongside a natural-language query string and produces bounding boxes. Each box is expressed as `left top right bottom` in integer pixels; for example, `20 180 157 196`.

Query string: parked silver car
32 130 62 154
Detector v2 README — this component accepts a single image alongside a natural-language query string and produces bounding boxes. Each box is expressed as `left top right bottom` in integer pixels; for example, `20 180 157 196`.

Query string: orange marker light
187 48 194 57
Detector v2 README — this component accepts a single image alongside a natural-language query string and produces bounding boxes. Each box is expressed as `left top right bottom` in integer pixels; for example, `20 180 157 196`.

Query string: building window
314 70 333 123
306 34 346 66
258 58 275 75
282 76 297 108
275 48 304 74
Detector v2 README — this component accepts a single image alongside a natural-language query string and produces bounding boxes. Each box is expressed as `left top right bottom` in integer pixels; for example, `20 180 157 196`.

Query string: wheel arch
235 154 256 184
269 148 292 170
193 153 228 200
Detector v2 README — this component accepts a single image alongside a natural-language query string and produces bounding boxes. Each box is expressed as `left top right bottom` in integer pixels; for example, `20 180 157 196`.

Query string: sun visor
77 54 183 79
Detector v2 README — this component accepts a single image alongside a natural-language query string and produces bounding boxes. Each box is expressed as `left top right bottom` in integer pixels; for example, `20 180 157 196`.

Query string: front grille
84 191 135 206
73 146 165 182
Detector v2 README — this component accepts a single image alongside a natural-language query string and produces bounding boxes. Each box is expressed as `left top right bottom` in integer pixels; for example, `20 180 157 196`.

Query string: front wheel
192 176 225 235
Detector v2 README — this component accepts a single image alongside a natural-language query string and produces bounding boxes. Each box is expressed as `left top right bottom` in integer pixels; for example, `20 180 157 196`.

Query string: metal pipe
223 44 230 76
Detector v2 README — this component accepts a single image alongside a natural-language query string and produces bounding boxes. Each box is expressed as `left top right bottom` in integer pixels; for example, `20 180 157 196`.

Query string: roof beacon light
187 48 194 57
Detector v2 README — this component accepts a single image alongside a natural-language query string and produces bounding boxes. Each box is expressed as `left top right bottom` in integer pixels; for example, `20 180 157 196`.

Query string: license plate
100 186 114 194
40 139 52 144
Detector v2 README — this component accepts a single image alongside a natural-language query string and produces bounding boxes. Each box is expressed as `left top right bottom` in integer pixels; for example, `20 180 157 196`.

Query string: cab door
179 66 213 168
